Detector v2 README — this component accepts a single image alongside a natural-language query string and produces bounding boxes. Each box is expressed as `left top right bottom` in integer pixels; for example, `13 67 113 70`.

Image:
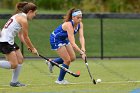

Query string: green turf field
0 59 140 93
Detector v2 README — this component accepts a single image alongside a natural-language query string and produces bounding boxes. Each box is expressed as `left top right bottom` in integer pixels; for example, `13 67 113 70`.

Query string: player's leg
51 43 76 64
0 42 25 87
0 42 18 69
47 44 76 73
46 57 63 73
47 37 64 72
9 49 25 87
5 52 23 87
55 44 76 84
51 44 76 64
51 58 63 65
0 51 18 69
55 45 73 84
65 44 76 62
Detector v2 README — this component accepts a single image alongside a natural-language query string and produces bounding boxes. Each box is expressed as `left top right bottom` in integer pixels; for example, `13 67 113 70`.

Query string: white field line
101 80 140 84
0 80 140 87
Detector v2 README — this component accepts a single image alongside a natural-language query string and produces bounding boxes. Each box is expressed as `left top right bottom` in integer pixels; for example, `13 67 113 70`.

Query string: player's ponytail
15 2 37 14
63 8 75 22
15 2 28 13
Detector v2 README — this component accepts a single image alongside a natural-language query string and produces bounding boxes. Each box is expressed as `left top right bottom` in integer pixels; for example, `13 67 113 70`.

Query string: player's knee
71 56 76 62
11 62 18 69
64 59 71 66
18 56 24 64
64 57 71 63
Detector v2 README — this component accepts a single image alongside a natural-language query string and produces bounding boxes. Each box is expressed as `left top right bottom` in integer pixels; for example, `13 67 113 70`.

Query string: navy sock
52 58 63 66
58 64 69 81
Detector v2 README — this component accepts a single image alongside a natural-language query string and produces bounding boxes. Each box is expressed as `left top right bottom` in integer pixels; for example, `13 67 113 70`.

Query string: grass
0 59 140 93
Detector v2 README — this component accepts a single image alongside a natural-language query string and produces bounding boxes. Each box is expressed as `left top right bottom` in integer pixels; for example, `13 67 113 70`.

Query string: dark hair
15 2 37 14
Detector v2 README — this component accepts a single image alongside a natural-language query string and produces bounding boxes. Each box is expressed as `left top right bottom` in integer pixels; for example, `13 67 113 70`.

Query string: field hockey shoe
55 80 69 84
10 82 26 87
45 60 53 73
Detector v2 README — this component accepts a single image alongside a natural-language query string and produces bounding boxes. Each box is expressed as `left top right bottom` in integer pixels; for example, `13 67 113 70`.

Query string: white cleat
55 80 69 84
45 60 53 73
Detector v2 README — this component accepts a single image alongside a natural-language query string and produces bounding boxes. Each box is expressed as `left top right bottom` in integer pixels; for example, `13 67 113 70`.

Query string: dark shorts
0 42 19 54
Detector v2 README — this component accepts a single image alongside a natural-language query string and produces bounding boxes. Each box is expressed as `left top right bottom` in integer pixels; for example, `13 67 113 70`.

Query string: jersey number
4 19 13 29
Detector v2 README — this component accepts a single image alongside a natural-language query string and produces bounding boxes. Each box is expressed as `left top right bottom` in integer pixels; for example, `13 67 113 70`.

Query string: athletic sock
52 58 63 66
58 64 69 81
11 64 22 83
0 60 11 69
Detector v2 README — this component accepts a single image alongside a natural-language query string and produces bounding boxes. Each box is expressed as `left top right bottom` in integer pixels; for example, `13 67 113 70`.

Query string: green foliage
36 0 83 10
81 0 96 12
0 0 140 12
0 0 83 11
81 0 140 13
36 0 63 10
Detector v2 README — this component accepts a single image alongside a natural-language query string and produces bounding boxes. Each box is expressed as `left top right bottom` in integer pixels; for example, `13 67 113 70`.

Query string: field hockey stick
39 54 80 77
84 57 96 84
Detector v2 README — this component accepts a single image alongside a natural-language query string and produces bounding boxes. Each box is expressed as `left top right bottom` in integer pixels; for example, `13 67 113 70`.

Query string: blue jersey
50 20 80 50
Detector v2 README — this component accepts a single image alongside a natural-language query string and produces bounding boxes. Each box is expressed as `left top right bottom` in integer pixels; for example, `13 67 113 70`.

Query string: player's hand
80 51 86 60
81 53 86 60
28 47 39 56
32 48 39 56
81 48 86 53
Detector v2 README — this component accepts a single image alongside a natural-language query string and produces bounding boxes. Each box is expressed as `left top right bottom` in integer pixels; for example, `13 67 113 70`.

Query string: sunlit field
0 58 140 93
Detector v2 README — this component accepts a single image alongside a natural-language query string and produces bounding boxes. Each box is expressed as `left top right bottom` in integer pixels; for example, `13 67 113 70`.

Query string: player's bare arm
63 22 84 55
79 22 86 52
16 15 37 54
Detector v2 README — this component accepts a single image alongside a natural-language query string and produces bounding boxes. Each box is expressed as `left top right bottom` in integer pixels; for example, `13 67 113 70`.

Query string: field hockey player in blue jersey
47 8 86 84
